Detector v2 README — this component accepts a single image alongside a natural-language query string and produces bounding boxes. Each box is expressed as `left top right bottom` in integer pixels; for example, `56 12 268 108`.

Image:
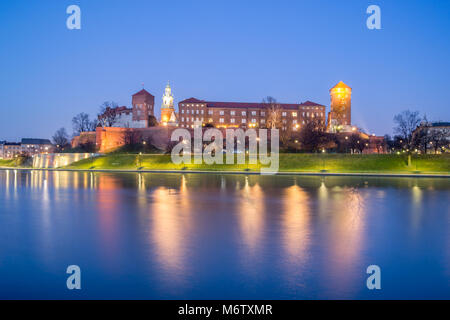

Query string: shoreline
1 166 449 178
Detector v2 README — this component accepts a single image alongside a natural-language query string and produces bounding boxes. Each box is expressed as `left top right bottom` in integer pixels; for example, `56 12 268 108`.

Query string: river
0 170 448 299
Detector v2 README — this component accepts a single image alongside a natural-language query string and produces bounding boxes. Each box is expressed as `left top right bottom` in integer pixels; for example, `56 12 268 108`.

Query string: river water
0 170 448 299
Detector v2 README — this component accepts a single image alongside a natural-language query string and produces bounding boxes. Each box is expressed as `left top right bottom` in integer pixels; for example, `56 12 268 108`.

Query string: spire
162 81 174 109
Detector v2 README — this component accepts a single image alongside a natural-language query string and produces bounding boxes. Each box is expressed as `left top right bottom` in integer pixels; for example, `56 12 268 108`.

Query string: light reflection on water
0 170 449 299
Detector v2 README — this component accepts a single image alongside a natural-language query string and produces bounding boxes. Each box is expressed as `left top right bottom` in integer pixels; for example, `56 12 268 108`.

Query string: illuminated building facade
160 82 178 126
178 98 326 131
327 81 352 132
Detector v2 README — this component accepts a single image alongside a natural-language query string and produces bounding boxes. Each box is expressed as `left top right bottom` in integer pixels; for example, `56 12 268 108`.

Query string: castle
74 81 384 153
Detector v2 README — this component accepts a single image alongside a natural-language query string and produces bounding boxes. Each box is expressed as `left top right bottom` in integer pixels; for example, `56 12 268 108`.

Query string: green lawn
0 159 16 167
63 153 450 174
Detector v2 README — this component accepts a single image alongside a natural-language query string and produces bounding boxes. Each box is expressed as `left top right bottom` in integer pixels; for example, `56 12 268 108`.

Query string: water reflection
0 170 449 299
237 177 265 255
282 185 310 265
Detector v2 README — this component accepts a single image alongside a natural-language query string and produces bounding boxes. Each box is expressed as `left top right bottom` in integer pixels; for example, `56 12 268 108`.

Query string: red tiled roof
179 98 325 109
132 89 154 97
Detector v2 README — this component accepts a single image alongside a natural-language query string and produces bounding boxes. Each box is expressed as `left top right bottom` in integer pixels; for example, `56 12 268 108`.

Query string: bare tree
98 101 119 127
348 133 368 154
429 130 447 154
393 110 421 149
52 128 69 151
412 125 432 154
298 118 329 152
72 113 92 135
262 96 282 129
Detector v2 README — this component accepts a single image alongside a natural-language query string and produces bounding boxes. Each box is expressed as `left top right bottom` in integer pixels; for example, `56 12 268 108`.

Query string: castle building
178 98 326 131
98 89 155 128
160 82 178 126
327 81 352 132
131 89 155 128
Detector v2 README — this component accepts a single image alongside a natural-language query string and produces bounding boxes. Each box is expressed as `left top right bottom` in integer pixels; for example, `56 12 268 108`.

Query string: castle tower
328 81 351 132
160 81 177 126
132 89 155 128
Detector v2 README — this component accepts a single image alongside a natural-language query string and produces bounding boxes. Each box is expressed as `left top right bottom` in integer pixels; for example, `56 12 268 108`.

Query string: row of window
180 103 323 111
181 109 324 118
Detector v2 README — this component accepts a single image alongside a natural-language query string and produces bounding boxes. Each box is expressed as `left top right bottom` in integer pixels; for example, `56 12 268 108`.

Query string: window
292 112 297 117
219 118 224 123
242 119 246 123
302 112 305 117
261 119 265 123
282 120 287 124
208 110 213 115
201 110 204 115
251 119 256 123
242 111 246 116
181 110 184 114
282 112 286 116
231 118 235 123
230 111 235 116
196 110 199 114
306 112 309 117
261 111 265 116
187 110 190 114
293 119 297 124
181 117 184 121
219 110 224 115
251 111 256 116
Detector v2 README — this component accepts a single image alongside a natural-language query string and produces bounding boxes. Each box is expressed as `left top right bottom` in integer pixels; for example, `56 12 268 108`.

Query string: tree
429 130 447 154
52 128 70 151
262 96 282 129
393 110 421 150
89 118 99 131
72 113 92 135
348 133 368 154
298 118 329 152
98 101 119 127
411 125 431 154
384 134 395 152
148 115 159 127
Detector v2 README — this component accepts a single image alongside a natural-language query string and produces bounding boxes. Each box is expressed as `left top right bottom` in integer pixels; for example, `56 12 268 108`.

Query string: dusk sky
0 0 449 141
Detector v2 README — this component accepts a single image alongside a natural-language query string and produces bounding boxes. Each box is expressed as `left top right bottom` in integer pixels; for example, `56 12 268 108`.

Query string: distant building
20 138 53 156
412 121 450 153
178 98 326 131
413 122 450 139
0 142 21 159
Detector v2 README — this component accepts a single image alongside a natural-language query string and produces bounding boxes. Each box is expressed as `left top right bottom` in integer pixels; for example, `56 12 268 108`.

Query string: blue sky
0 0 449 140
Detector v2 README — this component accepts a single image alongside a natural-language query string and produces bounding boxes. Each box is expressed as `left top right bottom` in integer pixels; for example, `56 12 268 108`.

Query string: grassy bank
0 159 20 167
62 153 450 174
